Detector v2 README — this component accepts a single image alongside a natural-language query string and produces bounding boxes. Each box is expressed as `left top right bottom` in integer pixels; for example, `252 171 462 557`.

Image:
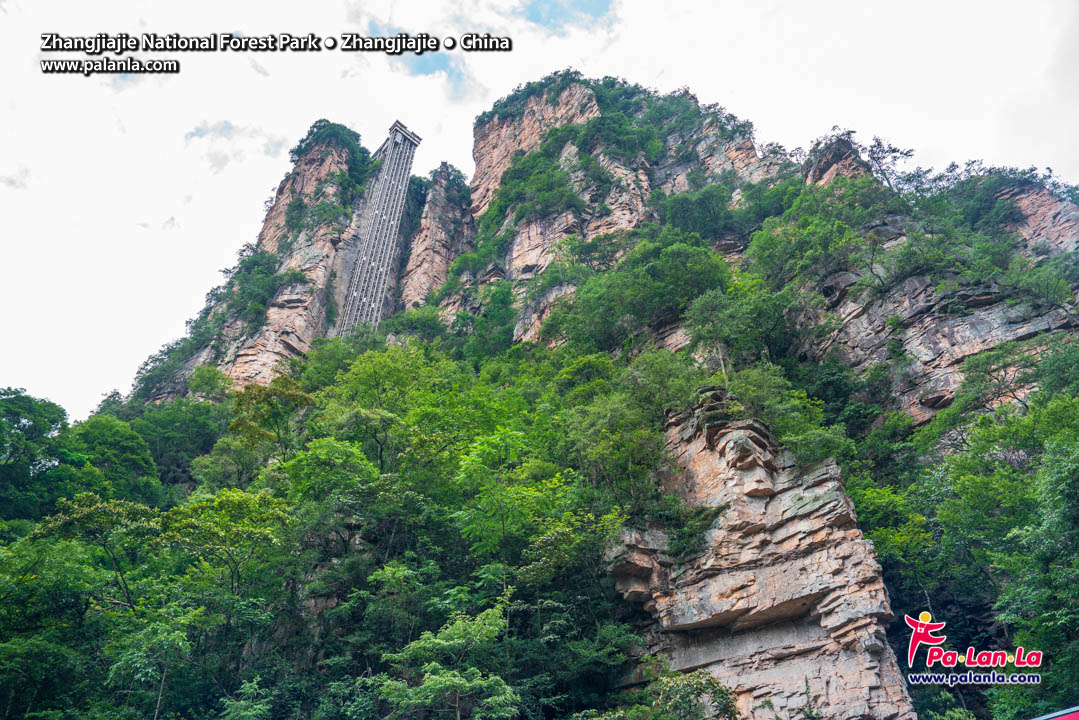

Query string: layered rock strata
191 128 430 389
454 81 789 337
201 143 354 387
813 182 1079 424
470 83 601 217
399 162 475 309
608 392 916 719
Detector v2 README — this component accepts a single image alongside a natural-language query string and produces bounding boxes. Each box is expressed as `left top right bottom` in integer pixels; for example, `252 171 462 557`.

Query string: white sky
2 0 1077 420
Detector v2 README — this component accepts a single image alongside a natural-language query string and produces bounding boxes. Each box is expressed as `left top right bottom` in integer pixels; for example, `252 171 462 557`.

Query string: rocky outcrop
1003 182 1079 258
211 143 355 387
457 85 788 335
470 83 601 218
498 143 653 282
813 181 1079 424
513 284 575 342
653 110 784 195
196 134 428 388
608 393 916 720
817 276 1075 424
803 137 870 186
399 163 475 309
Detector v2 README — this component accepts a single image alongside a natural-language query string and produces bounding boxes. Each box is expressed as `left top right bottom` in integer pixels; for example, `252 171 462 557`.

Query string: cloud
520 0 612 31
363 19 478 99
185 120 241 141
0 166 29 189
185 121 288 169
206 149 233 172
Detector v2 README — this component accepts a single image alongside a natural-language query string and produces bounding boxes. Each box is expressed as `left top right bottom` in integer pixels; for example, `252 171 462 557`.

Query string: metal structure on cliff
336 120 421 331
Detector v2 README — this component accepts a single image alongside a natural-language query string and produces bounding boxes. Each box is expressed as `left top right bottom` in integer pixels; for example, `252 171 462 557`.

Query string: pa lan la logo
904 611 1042 668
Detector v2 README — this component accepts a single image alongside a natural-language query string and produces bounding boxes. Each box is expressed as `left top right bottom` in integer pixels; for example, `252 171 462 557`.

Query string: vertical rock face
215 143 354 387
481 88 786 286
197 125 429 389
803 137 870 186
608 393 916 720
1002 183 1079 257
470 83 601 217
399 162 475 309
453 83 792 334
455 80 790 342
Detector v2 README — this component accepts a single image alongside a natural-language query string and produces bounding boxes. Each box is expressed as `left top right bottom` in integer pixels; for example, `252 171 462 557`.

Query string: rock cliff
810 172 1079 424
170 129 435 392
608 392 916 720
470 82 601 218
195 142 354 387
447 78 788 340
399 162 475 309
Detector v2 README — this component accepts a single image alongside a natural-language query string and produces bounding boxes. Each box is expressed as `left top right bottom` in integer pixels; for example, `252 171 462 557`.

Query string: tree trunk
153 662 168 720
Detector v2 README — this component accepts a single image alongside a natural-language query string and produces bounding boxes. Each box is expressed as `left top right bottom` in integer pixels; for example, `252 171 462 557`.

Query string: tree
219 676 272 720
573 669 738 720
0 388 71 520
72 414 162 506
381 598 519 720
229 375 313 459
156 489 292 596
32 492 158 612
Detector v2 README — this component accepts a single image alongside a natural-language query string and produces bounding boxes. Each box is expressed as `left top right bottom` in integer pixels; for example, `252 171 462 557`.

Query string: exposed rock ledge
608 391 916 720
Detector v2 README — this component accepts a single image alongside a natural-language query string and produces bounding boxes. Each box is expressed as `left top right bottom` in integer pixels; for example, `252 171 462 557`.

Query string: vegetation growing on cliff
1 323 740 718
131 120 409 405
131 246 309 402
289 119 378 208
442 77 761 302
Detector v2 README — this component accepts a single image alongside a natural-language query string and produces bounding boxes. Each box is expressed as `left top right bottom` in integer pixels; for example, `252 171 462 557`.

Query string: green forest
3 74 1079 720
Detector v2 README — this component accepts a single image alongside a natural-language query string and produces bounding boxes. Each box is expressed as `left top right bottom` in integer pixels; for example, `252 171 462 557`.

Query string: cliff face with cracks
449 80 787 341
399 162 475 310
470 83 602 218
180 131 432 390
809 161 1079 424
190 142 354 388
608 391 916 720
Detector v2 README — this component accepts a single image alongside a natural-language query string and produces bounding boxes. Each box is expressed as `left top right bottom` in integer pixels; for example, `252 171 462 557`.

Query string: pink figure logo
904 611 947 666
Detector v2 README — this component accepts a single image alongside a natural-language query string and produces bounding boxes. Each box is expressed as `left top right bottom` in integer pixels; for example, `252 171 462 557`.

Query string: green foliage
475 70 585 127
845 337 1079 717
229 374 314 459
543 225 729 352
573 668 738 720
722 363 853 464
747 175 909 291
284 197 306 232
71 414 162 507
454 282 518 363
0 388 88 521
220 676 273 720
655 176 802 243
132 245 310 401
686 271 801 366
14 74 1079 720
289 119 377 207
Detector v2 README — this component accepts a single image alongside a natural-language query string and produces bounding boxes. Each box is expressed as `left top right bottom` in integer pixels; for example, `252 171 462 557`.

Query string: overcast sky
2 0 1077 420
